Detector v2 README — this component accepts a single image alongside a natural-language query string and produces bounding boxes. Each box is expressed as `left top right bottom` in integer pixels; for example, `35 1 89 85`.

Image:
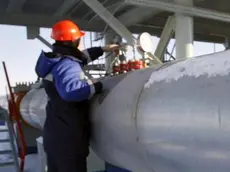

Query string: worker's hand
93 81 103 94
98 89 110 104
102 44 120 52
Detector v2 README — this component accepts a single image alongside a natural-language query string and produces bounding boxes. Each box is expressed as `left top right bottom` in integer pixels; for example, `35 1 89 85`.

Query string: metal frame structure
82 0 135 46
94 6 164 41
0 108 20 172
175 0 194 58
36 35 52 49
2 61 27 171
6 0 26 13
124 0 230 59
124 0 230 23
53 0 80 17
154 16 175 61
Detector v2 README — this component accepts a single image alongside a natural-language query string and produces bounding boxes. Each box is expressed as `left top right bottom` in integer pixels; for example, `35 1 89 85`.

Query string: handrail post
2 61 27 172
0 108 20 172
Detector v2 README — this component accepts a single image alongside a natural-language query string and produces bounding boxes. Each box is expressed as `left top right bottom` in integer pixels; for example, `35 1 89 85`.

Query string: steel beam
117 0 205 28
119 0 205 28
6 0 27 13
36 35 52 49
90 0 207 41
175 14 194 58
224 38 230 49
175 0 194 59
104 34 115 74
26 26 40 40
82 0 135 46
118 7 161 28
94 7 162 41
94 0 204 40
53 0 81 16
0 12 229 44
155 16 175 61
125 0 230 23
130 20 228 44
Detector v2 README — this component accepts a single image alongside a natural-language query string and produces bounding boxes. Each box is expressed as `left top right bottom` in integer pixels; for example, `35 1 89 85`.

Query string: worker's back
42 77 90 157
34 49 91 158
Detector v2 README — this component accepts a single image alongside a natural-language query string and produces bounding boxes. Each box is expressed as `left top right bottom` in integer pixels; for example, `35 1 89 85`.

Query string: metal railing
0 107 20 171
2 61 27 171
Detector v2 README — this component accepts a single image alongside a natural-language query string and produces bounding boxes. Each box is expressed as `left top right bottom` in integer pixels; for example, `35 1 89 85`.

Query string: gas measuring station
1 0 230 172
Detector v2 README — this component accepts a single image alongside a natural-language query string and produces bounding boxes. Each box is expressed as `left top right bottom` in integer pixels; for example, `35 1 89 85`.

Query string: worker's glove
93 81 103 94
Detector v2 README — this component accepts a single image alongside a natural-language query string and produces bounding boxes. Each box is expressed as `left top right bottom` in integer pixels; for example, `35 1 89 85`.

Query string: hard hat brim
80 31 85 37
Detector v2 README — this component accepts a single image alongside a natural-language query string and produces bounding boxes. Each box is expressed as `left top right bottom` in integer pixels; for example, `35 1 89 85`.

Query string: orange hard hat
51 20 85 41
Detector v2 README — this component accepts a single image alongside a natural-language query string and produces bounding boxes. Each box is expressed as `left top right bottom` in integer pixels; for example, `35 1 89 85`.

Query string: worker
35 20 119 172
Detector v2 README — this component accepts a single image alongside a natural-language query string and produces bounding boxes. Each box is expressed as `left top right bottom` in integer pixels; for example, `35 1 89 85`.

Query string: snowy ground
0 125 41 172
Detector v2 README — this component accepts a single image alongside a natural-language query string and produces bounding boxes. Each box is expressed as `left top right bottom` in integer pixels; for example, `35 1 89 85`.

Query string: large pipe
2 50 230 172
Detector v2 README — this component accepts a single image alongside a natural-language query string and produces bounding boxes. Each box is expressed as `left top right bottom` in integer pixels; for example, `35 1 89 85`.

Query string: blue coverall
35 44 104 172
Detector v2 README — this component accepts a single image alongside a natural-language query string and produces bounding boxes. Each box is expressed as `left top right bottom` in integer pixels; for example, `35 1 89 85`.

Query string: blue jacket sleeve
51 59 95 102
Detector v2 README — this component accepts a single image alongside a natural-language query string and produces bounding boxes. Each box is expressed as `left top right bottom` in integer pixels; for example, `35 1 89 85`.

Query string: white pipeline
3 50 230 172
